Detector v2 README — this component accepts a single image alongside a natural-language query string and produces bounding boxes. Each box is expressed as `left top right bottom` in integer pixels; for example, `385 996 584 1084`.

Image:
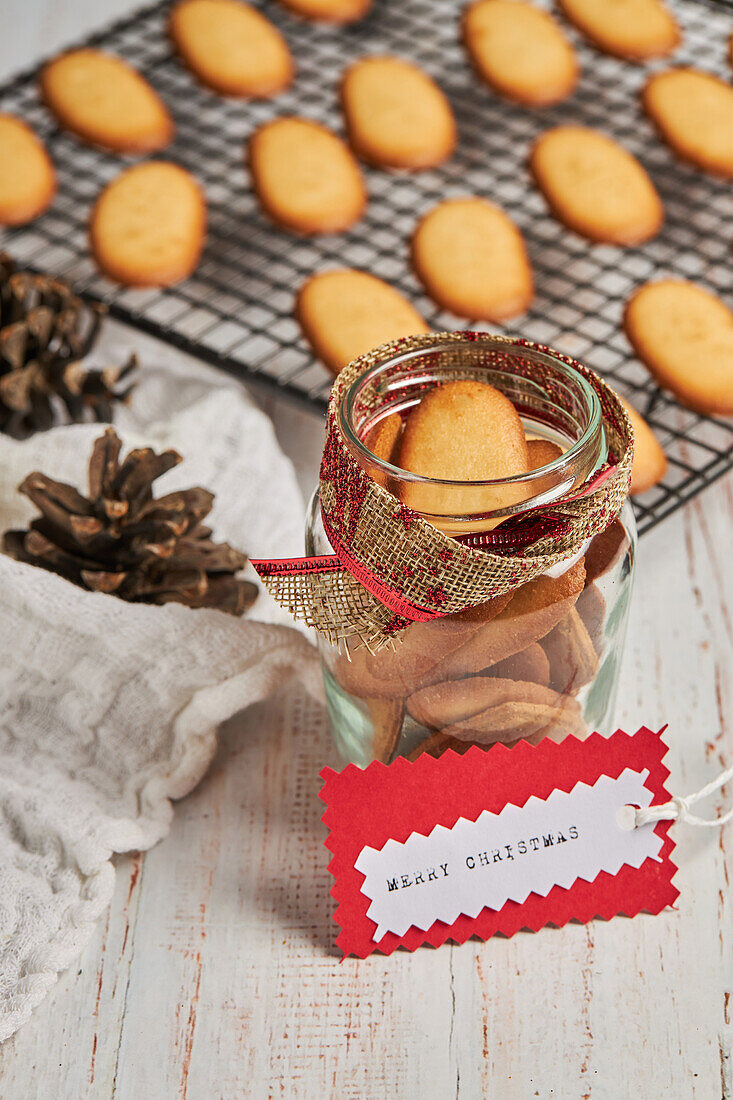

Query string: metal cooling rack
0 0 731 535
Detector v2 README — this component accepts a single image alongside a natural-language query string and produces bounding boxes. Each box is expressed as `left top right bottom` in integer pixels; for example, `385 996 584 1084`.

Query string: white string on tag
632 762 733 829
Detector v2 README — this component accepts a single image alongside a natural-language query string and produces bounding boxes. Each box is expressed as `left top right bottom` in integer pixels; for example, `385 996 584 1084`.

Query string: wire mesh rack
0 0 731 535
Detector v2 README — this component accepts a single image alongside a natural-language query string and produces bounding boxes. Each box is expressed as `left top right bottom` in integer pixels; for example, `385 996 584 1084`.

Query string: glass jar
306 336 636 767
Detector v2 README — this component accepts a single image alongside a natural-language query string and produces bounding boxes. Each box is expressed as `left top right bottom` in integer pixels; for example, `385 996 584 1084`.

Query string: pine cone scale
0 322 29 372
20 471 94 512
89 426 122 500
0 364 35 411
80 569 127 594
113 448 181 504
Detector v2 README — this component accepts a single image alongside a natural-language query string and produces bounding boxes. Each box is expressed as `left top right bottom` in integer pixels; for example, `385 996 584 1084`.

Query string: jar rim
339 335 605 494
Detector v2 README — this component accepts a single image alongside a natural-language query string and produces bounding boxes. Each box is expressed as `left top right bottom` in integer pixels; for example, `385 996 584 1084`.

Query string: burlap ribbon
253 333 633 651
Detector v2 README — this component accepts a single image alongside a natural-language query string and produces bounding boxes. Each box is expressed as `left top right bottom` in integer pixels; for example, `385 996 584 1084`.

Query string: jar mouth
340 335 606 518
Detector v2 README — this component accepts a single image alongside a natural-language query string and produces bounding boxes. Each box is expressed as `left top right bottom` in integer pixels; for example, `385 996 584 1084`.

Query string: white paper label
354 769 662 941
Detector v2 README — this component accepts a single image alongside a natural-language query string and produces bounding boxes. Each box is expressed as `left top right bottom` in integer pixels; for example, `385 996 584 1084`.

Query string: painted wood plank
0 4 731 1095
0 456 730 1098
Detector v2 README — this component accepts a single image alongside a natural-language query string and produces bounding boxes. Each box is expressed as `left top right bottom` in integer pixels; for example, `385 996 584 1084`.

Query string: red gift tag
321 727 678 958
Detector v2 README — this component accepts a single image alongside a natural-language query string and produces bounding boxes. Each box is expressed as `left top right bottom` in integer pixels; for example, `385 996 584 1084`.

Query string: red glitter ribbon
251 333 633 642
251 460 619 621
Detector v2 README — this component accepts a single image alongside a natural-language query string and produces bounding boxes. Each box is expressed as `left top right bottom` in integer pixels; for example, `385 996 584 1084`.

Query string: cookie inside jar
306 334 635 767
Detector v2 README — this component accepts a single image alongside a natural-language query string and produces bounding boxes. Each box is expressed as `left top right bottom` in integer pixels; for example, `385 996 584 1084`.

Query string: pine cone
0 252 136 437
3 427 258 615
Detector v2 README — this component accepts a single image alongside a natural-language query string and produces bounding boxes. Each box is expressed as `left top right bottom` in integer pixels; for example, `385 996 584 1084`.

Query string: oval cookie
412 197 533 320
367 697 403 763
443 697 586 746
249 118 366 234
530 126 663 245
397 379 529 515
642 69 733 179
527 438 564 497
576 583 605 653
364 411 403 489
485 642 551 687
431 562 586 682
540 608 598 695
558 0 679 60
527 440 563 469
169 0 293 97
0 114 55 226
333 593 512 700
463 0 578 107
341 56 455 169
90 162 206 286
408 676 573 731
365 413 403 465
297 269 429 375
619 396 667 495
624 281 733 417
584 520 627 585
40 49 173 153
407 732 476 762
278 0 370 22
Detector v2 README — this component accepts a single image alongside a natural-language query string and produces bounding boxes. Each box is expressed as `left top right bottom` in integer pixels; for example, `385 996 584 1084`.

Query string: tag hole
616 804 638 831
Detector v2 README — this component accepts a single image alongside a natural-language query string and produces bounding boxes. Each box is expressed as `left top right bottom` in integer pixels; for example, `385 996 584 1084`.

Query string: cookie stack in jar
256 331 636 767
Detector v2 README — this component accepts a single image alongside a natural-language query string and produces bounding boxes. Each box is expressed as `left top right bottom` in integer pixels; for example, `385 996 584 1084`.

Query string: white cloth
0 361 319 1042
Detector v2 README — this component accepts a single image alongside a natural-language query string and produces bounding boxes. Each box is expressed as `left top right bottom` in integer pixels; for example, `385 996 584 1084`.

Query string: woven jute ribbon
253 333 633 652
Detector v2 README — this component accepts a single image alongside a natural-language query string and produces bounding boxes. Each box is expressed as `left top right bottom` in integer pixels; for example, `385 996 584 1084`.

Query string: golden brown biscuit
642 69 733 179
527 439 563 469
296 270 429 375
278 0 370 22
484 642 550 687
169 0 293 97
576 583 605 653
450 596 515 624
367 697 404 763
363 412 403 490
333 592 513 700
412 197 533 320
90 162 206 287
530 126 663 245
407 731 476 761
407 675 565 730
397 379 529 516
584 520 627 586
249 118 366 234
463 0 578 107
527 438 563 497
430 562 586 681
541 608 598 695
624 280 733 417
618 396 668 495
341 56 455 170
443 695 586 745
407 704 587 758
558 0 679 60
40 49 173 152
365 413 403 464
0 115 55 226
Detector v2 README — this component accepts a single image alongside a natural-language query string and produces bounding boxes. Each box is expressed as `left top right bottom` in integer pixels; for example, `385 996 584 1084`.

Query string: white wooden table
1 4 732 1096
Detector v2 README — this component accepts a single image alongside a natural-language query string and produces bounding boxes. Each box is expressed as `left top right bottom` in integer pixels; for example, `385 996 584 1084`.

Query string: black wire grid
0 0 731 535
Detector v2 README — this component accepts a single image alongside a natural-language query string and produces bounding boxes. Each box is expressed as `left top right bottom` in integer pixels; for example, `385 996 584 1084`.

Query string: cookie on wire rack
0 114 56 226
40 49 173 152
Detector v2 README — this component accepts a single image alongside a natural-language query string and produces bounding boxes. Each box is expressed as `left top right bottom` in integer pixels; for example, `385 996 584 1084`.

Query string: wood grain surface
0 406 730 1099
0 4 731 1098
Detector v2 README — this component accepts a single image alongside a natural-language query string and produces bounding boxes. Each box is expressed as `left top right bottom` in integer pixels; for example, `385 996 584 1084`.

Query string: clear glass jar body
307 338 637 766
